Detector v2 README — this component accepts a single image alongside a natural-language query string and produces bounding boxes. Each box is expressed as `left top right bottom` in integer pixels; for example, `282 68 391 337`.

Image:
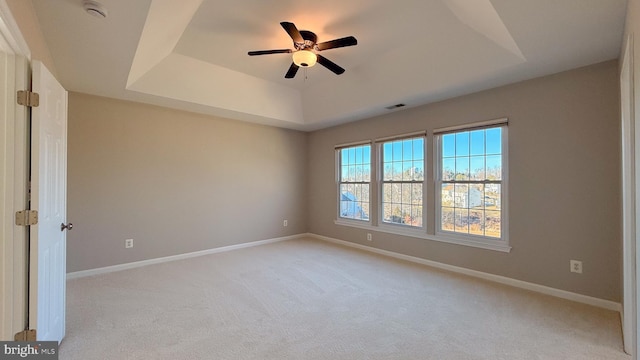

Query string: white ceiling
30 0 627 131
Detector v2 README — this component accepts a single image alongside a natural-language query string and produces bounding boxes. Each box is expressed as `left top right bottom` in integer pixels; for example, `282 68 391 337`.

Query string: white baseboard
306 233 622 313
68 232 622 313
66 234 301 280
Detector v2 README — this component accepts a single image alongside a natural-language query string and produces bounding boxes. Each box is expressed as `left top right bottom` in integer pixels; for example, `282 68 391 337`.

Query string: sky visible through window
339 145 371 221
337 127 503 239
441 128 502 180
382 137 424 227
440 127 502 238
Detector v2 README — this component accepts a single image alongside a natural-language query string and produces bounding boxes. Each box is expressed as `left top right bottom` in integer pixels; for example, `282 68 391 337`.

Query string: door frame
622 33 637 357
0 0 30 341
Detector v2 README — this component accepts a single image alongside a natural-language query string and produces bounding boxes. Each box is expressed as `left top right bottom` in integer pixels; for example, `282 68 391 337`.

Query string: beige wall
67 93 307 272
8 0 624 302
307 60 621 301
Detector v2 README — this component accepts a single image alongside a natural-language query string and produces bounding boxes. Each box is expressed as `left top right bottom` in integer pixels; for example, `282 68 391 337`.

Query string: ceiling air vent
83 0 108 19
385 103 406 110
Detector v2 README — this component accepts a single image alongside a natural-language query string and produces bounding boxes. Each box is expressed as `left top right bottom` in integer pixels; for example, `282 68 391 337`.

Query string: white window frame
335 142 372 226
377 135 427 237
434 120 510 252
333 121 510 253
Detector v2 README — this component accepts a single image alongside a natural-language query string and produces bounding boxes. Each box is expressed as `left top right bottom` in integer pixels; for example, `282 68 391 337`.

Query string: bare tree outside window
381 137 424 227
338 145 371 221
439 127 504 238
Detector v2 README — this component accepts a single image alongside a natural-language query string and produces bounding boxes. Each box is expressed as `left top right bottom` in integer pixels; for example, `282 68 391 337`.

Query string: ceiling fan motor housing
298 30 318 50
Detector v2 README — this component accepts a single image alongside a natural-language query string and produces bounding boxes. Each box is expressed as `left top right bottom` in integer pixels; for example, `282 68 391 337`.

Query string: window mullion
382 180 423 184
441 180 501 184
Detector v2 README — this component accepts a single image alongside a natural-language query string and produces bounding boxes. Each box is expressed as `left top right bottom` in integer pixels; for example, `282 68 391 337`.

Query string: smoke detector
83 0 108 19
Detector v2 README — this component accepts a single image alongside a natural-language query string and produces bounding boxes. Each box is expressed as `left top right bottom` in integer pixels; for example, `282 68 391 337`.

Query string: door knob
61 223 73 231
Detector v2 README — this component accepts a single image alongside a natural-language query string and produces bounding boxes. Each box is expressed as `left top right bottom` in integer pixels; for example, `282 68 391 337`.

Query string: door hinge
15 210 38 226
17 90 40 107
14 329 36 341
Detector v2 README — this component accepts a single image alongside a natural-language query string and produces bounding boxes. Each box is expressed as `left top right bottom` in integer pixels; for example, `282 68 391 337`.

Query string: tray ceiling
31 0 627 131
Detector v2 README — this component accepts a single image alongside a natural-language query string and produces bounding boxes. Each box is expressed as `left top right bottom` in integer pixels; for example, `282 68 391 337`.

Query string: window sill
431 232 511 253
334 219 511 253
334 218 372 230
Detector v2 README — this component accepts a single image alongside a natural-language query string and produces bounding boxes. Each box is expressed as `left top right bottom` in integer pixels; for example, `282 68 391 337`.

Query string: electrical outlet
283 220 288 227
125 239 134 249
367 233 372 241
570 260 582 274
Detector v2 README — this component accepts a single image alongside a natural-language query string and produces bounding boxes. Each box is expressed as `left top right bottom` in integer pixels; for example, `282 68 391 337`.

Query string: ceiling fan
248 21 358 79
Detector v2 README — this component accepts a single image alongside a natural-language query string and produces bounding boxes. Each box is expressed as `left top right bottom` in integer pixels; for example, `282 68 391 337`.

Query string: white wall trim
620 32 636 356
66 234 301 280
0 0 30 341
67 232 622 313
307 233 622 312
0 32 16 342
0 0 31 58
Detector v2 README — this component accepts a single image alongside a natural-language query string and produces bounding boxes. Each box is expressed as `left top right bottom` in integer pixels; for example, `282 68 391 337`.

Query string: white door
28 60 68 343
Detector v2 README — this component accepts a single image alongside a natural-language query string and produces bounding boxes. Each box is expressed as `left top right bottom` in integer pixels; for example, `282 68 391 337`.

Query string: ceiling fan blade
285 63 299 78
316 36 358 51
280 22 304 43
316 55 345 75
248 49 292 56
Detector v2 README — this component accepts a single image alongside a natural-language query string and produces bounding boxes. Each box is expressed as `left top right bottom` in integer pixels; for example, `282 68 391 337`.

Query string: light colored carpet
60 237 629 360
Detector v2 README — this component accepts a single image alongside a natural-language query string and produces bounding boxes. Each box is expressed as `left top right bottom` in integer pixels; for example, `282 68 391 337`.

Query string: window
338 144 371 221
381 137 424 227
334 119 509 252
437 125 506 240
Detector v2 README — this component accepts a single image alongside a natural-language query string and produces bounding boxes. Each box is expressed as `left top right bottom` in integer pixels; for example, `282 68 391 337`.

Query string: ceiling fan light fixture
292 50 317 67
